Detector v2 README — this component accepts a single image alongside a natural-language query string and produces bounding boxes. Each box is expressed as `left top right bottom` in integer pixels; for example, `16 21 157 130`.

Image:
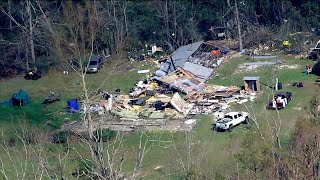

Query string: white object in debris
185 119 197 125
208 99 219 103
170 93 193 114
224 98 238 104
249 95 256 101
217 57 223 66
152 45 157 54
136 81 145 88
220 103 230 110
107 94 113 111
138 69 150 74
213 111 225 120
237 99 248 104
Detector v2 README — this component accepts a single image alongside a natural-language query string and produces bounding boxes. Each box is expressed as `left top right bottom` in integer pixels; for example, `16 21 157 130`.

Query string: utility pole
235 0 243 51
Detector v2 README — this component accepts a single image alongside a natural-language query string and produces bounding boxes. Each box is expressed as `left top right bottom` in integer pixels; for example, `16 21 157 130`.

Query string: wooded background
0 0 319 78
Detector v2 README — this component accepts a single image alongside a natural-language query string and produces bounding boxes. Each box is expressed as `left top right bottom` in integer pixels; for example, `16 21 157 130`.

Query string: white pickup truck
214 111 249 131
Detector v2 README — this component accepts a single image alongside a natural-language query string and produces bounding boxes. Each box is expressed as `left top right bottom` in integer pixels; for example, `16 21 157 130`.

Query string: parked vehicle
214 112 249 131
267 91 292 110
24 69 42 80
308 40 320 60
85 56 103 73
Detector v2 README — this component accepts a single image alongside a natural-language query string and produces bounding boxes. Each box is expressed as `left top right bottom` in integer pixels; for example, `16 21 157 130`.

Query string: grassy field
0 55 319 178
0 60 154 128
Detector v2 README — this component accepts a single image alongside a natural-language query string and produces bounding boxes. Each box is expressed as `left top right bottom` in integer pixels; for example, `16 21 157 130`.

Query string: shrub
52 131 71 144
72 159 95 178
80 129 117 142
8 138 16 147
15 126 45 144
93 129 117 142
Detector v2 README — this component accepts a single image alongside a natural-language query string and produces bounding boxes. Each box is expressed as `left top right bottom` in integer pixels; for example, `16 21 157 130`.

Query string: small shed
243 77 261 92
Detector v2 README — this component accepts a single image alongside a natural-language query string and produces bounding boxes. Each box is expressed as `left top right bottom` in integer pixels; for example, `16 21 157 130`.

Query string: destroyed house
157 67 202 94
155 41 230 83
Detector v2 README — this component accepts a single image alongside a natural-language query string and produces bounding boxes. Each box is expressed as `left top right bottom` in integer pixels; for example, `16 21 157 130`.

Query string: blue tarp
66 99 79 113
0 101 12 106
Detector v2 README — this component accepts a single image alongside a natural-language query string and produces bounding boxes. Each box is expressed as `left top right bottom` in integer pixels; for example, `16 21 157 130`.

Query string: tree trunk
8 0 12 31
82 77 108 178
27 1 36 64
164 0 170 46
123 1 128 34
25 45 29 70
235 0 243 51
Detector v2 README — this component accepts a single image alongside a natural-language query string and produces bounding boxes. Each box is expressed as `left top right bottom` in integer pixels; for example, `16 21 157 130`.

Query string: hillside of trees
1 1 320 179
0 0 319 78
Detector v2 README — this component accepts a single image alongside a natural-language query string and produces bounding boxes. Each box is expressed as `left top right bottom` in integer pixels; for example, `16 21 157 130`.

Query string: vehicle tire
212 124 216 131
228 124 233 131
243 117 249 124
97 69 100 73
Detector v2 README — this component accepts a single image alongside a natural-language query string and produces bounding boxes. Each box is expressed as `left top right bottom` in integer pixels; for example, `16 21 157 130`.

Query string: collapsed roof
157 40 230 82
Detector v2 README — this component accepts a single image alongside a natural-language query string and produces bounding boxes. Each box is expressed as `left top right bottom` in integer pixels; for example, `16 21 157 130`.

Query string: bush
15 126 45 144
93 129 116 142
7 138 16 147
72 159 95 177
52 131 71 144
35 57 57 74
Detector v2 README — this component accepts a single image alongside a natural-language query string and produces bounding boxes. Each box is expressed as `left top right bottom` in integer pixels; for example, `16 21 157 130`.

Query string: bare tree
0 0 40 69
234 0 243 51
153 1 200 49
0 119 70 179
167 131 214 179
36 1 154 179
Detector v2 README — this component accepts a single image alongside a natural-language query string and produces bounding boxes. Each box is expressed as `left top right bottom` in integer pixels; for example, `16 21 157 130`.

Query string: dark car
86 56 103 73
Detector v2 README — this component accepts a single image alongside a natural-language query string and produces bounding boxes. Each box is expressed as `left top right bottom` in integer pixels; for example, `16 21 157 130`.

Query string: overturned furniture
267 92 292 110
43 91 62 107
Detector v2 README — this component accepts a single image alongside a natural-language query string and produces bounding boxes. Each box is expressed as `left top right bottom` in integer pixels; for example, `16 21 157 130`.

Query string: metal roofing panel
251 55 278 59
183 62 213 83
166 41 204 72
243 62 277 66
243 76 260 81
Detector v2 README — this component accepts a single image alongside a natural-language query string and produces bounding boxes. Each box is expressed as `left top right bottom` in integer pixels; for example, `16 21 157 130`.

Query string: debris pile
72 41 260 132
77 81 255 132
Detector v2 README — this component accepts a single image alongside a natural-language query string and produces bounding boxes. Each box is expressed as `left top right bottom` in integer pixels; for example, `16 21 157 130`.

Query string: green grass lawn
0 55 319 178
0 59 153 128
